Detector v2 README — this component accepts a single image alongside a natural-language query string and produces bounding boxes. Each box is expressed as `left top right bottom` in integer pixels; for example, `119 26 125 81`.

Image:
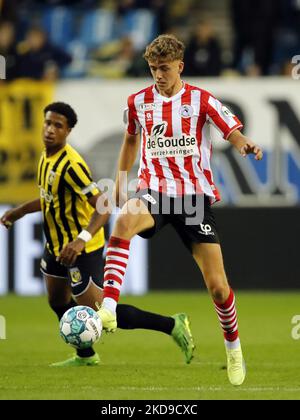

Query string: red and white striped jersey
125 82 243 202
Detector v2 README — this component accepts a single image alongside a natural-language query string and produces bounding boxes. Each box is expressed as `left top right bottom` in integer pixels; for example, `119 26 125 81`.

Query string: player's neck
156 79 184 98
45 142 66 158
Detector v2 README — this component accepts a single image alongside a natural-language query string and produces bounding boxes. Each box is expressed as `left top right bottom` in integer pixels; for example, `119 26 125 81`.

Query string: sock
213 288 240 347
51 299 77 322
77 347 95 358
117 304 175 334
103 236 130 312
50 299 95 358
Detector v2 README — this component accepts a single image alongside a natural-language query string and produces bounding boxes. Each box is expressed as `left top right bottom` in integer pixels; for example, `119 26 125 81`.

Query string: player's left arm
58 161 112 266
205 94 263 161
228 129 263 160
58 191 111 266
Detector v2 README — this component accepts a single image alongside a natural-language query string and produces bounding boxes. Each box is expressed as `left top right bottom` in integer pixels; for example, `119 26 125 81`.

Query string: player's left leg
41 248 100 367
77 281 195 364
192 242 246 386
44 274 100 367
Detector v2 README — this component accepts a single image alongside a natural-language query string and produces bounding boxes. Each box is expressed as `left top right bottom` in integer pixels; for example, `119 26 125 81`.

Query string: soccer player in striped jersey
0 102 195 366
97 34 263 386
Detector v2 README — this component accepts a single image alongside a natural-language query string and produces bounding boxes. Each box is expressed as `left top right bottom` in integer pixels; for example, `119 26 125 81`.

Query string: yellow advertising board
0 80 53 203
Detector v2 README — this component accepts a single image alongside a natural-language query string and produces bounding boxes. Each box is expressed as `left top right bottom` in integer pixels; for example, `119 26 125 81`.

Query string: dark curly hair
43 102 78 128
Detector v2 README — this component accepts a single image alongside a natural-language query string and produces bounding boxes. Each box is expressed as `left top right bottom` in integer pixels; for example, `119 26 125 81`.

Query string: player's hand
0 209 19 229
240 141 263 160
57 239 85 266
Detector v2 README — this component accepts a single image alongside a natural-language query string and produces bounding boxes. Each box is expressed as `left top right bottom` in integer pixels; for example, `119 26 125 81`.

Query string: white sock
103 297 117 314
225 338 241 350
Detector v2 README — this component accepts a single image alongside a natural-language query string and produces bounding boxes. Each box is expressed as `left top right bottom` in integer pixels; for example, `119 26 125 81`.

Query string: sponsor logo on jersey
39 187 54 203
140 103 157 112
48 171 56 186
151 122 168 137
179 104 194 118
146 122 198 158
146 112 153 121
222 105 234 117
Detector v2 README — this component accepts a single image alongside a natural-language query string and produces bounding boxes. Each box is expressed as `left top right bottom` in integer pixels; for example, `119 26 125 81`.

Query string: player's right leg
97 198 155 331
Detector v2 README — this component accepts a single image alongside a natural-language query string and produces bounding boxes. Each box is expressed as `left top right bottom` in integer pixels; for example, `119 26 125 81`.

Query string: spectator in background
30 0 98 5
230 0 279 76
17 26 72 80
0 21 18 81
117 0 167 34
184 20 222 77
0 0 19 22
88 36 148 78
271 0 300 76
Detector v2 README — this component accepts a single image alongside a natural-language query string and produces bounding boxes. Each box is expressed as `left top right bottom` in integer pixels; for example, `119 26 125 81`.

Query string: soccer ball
60 306 102 349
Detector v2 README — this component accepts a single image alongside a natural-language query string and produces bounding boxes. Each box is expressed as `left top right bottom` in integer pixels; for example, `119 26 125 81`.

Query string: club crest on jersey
140 103 157 112
48 171 56 186
151 122 168 137
179 104 194 118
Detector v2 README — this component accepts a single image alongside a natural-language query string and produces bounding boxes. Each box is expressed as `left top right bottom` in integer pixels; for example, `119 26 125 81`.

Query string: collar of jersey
44 144 68 160
152 81 186 102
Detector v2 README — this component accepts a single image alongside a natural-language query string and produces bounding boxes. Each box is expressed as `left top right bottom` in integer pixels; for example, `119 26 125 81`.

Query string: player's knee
207 280 229 303
48 295 69 310
114 214 137 238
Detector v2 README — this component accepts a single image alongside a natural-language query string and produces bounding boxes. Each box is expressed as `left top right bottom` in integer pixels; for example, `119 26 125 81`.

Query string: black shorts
134 189 220 252
40 247 104 297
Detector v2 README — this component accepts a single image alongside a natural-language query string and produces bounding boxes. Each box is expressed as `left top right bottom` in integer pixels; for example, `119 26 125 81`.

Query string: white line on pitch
116 386 300 393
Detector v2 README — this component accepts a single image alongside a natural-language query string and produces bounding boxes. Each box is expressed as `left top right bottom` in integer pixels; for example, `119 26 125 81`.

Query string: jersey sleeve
206 95 243 140
64 161 100 199
124 95 140 135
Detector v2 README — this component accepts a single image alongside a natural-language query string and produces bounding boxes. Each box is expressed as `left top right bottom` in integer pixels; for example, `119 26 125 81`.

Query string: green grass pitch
0 291 300 400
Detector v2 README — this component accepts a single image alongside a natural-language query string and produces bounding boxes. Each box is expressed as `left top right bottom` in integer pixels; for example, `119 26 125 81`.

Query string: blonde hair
143 34 185 62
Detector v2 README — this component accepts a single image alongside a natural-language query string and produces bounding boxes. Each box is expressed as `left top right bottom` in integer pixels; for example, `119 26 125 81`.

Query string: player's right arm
115 95 141 207
0 199 41 228
115 130 140 208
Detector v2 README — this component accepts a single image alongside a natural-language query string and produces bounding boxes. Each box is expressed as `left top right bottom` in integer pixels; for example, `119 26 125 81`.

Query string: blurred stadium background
0 0 299 296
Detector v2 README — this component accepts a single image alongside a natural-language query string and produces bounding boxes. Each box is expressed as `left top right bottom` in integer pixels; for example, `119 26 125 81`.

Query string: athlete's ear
179 61 184 74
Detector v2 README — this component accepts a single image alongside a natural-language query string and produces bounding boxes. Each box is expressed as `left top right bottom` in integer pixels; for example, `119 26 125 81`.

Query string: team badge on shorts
179 104 194 118
41 259 47 271
70 267 82 285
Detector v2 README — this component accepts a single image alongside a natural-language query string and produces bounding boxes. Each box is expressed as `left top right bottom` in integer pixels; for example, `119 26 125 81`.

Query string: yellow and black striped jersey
37 144 105 257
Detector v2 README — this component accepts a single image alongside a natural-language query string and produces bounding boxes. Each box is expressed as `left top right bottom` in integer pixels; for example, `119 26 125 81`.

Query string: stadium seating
42 7 75 47
78 9 116 50
120 9 157 51
61 40 88 78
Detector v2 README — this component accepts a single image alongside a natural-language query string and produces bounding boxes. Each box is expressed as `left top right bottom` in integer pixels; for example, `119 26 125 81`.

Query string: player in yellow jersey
0 102 195 366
